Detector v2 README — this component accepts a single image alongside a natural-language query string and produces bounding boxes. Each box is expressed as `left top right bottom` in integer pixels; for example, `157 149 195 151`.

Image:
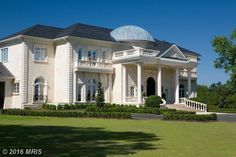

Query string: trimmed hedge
145 95 162 108
2 109 131 119
163 113 217 121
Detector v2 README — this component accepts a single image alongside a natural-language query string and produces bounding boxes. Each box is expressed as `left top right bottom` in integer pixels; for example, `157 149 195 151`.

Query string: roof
0 24 63 40
0 23 200 56
0 63 14 78
56 23 116 42
155 39 201 56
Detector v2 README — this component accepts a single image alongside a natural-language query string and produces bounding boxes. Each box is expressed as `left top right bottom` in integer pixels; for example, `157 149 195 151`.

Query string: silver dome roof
110 25 155 42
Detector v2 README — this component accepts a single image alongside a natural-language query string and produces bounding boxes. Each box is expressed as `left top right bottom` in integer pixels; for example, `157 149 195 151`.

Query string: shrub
163 113 217 121
145 95 162 108
57 105 63 110
95 82 105 107
42 104 56 110
2 109 131 119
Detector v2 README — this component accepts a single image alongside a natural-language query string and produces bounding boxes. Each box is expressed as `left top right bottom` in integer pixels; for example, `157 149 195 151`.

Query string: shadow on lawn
0 125 159 157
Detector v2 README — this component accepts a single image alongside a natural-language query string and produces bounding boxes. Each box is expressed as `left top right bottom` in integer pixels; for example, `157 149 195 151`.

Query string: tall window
34 77 46 102
77 48 82 60
102 50 106 60
34 45 48 62
76 83 82 101
13 82 20 94
87 79 97 101
130 86 135 97
88 50 96 61
179 84 185 98
1 48 8 62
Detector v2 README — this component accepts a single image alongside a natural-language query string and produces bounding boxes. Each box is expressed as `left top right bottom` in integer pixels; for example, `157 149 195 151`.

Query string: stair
165 104 202 112
24 103 42 109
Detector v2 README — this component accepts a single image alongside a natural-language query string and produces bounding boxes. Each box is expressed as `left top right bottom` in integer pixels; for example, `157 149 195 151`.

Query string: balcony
179 69 197 78
74 60 113 73
112 48 160 61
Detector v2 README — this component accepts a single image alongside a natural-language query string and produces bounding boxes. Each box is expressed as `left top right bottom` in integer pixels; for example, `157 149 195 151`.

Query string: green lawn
0 115 236 157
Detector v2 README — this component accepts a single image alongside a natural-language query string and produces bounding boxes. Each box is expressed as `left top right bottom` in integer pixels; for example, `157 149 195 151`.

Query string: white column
157 65 162 97
67 42 73 104
175 67 180 104
108 74 112 102
187 69 192 98
137 63 142 104
123 64 127 103
21 41 29 108
44 82 48 102
73 71 77 103
83 83 87 102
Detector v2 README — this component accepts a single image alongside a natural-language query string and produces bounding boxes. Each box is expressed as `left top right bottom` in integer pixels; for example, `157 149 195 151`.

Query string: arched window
34 77 47 102
87 79 97 101
179 84 185 98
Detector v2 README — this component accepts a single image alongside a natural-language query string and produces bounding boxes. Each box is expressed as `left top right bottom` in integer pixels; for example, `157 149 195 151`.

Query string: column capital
136 62 144 66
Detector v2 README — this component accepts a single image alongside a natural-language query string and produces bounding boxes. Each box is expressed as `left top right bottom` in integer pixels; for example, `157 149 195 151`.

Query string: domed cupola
110 25 155 42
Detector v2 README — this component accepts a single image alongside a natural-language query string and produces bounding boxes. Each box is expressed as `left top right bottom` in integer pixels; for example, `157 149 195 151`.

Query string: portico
113 46 197 105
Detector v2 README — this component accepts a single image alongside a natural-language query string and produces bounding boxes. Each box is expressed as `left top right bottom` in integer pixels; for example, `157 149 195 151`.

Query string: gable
160 45 187 61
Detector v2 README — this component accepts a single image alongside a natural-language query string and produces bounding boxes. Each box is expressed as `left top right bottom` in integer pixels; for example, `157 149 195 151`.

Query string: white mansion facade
0 23 199 109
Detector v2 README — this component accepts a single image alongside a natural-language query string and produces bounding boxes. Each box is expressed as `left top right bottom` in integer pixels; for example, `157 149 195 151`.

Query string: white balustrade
179 98 207 112
125 97 138 103
75 60 112 69
160 99 167 109
179 69 197 78
113 48 159 60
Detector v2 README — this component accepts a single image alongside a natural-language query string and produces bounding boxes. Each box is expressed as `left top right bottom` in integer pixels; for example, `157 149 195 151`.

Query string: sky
0 0 235 85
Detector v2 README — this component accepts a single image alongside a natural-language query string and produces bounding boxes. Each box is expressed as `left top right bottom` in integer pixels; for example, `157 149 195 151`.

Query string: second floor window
34 45 48 62
88 51 96 61
77 48 82 60
1 48 8 62
13 82 20 94
102 51 106 60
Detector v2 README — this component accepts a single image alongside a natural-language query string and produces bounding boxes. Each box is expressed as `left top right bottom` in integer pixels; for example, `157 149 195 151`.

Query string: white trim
160 44 188 61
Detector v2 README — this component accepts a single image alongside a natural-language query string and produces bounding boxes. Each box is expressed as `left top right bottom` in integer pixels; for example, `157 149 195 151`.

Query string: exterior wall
54 41 68 103
25 39 55 104
0 40 22 108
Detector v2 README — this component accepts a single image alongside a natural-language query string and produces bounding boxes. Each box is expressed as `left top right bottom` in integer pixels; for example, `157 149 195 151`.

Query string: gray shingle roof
0 23 200 56
155 39 201 56
0 63 14 78
0 24 63 40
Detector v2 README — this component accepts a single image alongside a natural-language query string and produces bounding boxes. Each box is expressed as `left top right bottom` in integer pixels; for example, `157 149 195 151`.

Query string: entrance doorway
146 77 155 96
0 82 5 109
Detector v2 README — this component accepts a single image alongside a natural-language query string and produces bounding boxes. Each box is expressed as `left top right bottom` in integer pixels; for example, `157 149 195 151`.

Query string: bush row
2 109 131 119
163 113 217 121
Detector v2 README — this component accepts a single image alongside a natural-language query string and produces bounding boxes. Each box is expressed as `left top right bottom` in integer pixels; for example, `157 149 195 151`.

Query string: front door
0 82 5 109
146 77 156 96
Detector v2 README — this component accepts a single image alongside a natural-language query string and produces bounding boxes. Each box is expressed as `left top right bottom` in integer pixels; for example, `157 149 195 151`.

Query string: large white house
0 23 200 109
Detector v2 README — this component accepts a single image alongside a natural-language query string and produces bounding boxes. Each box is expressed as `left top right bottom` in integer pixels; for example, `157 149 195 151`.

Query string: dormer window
34 45 48 62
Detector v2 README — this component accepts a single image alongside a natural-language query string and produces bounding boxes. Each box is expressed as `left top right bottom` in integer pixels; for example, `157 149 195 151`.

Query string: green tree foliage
95 82 105 107
212 28 236 91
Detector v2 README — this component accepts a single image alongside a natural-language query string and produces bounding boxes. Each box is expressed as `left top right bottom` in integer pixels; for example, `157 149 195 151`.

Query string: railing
179 98 207 112
113 48 160 60
75 60 112 69
160 99 167 109
179 69 197 78
126 97 138 103
33 95 48 103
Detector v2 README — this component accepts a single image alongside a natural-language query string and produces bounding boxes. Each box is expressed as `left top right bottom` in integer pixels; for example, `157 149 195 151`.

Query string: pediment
160 45 187 61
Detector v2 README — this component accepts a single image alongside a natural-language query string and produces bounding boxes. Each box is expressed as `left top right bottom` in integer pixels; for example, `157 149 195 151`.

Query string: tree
212 28 236 91
95 82 105 107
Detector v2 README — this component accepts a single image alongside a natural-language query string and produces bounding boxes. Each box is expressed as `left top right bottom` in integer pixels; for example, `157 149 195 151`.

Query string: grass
0 115 236 157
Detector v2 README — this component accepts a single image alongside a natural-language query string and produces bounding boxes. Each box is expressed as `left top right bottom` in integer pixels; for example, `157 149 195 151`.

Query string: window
87 79 97 101
34 45 48 62
76 83 82 101
13 82 20 94
77 48 82 60
1 48 8 62
102 50 106 60
88 50 96 61
34 77 47 102
130 86 135 97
